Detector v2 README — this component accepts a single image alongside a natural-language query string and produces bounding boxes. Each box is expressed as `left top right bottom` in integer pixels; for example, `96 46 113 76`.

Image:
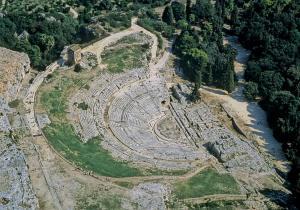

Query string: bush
74 64 82 72
137 18 174 38
243 82 259 100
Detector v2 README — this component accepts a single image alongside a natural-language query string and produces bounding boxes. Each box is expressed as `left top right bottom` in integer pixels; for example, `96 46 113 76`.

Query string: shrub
244 82 259 100
74 63 82 72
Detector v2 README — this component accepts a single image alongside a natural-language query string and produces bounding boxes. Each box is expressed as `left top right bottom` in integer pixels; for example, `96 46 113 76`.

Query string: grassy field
76 192 123 210
43 123 142 177
174 168 240 199
101 44 148 73
40 76 82 118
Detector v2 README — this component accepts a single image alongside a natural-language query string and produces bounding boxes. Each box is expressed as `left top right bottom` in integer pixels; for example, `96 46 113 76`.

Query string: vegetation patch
189 200 246 210
101 44 148 73
77 102 89 110
8 99 20 108
40 76 76 118
174 168 240 199
76 193 122 210
43 123 142 177
145 168 188 176
137 18 174 38
114 181 134 189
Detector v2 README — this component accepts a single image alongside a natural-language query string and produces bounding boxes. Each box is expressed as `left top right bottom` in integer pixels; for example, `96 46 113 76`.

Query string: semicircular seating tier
68 68 207 170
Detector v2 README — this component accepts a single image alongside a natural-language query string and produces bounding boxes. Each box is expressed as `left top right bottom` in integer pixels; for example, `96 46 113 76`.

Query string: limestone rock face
0 47 30 102
206 136 269 173
0 48 38 209
130 183 169 210
0 135 39 209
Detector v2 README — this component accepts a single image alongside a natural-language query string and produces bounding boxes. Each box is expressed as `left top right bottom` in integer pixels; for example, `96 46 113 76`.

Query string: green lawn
101 45 148 73
43 123 142 177
174 168 240 199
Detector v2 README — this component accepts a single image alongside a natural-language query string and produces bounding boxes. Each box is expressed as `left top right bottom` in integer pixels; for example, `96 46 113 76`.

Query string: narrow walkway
201 36 290 172
183 194 248 205
23 62 59 136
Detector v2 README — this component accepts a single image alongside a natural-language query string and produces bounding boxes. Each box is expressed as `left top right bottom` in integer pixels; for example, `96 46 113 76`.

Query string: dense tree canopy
173 0 236 93
171 1 185 21
0 0 170 70
228 0 300 204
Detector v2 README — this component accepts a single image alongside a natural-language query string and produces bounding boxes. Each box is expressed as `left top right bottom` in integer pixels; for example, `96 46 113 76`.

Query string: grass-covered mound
174 168 240 199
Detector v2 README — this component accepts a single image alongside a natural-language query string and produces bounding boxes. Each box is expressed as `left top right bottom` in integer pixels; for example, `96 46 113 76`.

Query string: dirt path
23 62 59 136
183 194 248 205
108 164 210 184
201 36 290 172
82 17 158 75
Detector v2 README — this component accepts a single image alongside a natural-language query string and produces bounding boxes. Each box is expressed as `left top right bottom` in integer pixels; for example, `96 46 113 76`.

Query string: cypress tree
224 59 235 93
162 6 174 25
186 0 192 22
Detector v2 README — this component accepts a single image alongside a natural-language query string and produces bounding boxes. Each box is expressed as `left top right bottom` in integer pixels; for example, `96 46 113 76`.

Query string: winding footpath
23 62 59 136
202 36 290 173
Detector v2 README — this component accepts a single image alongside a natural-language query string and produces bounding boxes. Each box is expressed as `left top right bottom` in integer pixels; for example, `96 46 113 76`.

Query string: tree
162 6 174 25
174 31 198 56
220 47 236 93
99 0 112 10
27 45 42 68
231 4 239 26
193 0 214 22
267 91 300 141
245 61 262 82
0 18 18 49
186 0 192 22
223 60 235 93
191 83 201 101
184 48 208 86
171 1 186 21
243 82 259 100
259 71 285 98
286 66 300 97
176 19 189 30
36 33 55 52
182 48 208 101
